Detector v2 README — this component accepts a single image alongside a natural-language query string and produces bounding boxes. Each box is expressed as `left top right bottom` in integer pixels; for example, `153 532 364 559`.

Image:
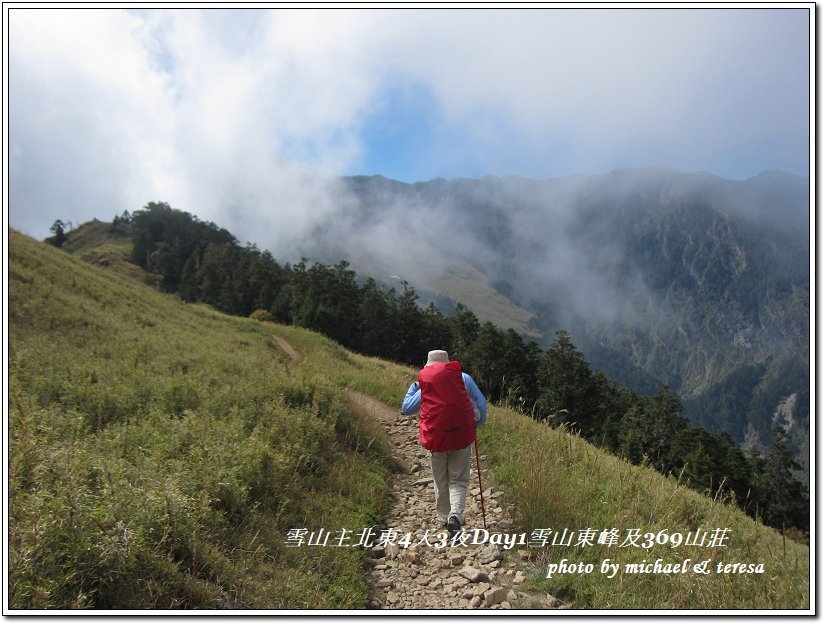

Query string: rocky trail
274 333 565 610
349 391 565 611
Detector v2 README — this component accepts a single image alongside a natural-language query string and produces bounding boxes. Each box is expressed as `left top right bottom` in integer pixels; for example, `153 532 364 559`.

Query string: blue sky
6 6 812 243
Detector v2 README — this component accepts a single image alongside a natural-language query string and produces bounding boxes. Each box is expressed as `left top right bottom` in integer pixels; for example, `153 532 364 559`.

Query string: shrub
249 309 274 322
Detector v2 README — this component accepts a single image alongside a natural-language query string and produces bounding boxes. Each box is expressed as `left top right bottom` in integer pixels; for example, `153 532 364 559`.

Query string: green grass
9 230 394 609
8 228 810 611
479 409 810 609
61 219 147 283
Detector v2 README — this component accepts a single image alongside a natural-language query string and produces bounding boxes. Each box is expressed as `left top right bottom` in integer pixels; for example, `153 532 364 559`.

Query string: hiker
401 350 486 532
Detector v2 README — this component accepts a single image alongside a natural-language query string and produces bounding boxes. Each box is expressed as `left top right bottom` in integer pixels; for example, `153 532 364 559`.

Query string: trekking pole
474 437 487 529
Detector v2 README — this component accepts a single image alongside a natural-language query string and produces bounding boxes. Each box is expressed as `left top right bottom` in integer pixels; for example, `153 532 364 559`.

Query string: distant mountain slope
305 168 810 466
313 174 540 337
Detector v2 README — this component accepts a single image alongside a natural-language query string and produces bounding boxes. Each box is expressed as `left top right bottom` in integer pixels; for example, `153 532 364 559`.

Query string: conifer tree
47 220 67 247
751 426 808 530
537 330 597 435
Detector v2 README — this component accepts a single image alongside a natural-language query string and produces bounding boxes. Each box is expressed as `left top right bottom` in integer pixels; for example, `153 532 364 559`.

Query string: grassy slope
61 219 148 283
344 248 541 339
427 261 541 338
482 416 810 610
8 229 396 609
8 229 810 610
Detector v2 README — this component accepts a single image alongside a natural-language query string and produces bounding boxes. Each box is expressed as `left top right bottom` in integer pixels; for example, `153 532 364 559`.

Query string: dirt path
272 334 303 365
273 333 564 610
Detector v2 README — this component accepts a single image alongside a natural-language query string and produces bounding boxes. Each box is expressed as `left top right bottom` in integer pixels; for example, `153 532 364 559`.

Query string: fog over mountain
293 167 809 472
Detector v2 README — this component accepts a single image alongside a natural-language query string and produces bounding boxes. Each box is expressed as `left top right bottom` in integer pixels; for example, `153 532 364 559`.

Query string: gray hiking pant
429 443 472 525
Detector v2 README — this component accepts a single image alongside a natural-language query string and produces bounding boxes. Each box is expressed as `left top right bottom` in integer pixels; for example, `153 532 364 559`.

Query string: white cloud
10 10 176 232
9 9 375 243
7 7 810 243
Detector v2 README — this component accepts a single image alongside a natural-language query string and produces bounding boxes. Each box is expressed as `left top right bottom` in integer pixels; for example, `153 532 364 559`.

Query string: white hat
426 350 449 366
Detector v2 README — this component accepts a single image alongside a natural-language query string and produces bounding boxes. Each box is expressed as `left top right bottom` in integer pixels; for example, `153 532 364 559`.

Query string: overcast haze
6 6 811 249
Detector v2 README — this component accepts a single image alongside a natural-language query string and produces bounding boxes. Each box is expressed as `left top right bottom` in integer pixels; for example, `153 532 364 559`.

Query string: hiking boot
447 515 461 533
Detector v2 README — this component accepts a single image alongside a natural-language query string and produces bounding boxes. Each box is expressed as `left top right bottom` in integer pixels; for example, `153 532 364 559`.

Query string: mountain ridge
305 167 809 466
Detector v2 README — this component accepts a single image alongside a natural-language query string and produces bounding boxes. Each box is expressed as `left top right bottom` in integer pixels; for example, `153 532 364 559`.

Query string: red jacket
418 361 476 452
